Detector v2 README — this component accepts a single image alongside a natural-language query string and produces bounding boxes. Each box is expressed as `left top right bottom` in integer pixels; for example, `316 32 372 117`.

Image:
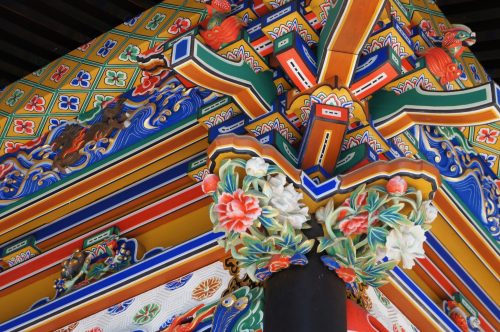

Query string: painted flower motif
167 17 191 35
202 174 219 194
119 44 141 62
78 39 94 52
70 70 92 88
54 322 79 332
335 266 356 283
191 277 223 300
93 94 115 111
267 255 290 273
4 141 23 154
469 64 481 82
479 153 497 168
146 13 166 30
339 213 369 235
133 71 162 96
419 19 437 38
51 65 70 82
215 189 261 232
133 303 161 325
386 176 407 195
49 118 68 131
13 119 35 135
385 225 426 269
124 14 141 26
104 70 127 87
32 67 45 77
85 327 103 332
476 127 499 144
97 39 117 57
24 94 45 112
58 95 79 111
164 273 193 290
107 298 135 315
6 89 24 107
245 157 269 177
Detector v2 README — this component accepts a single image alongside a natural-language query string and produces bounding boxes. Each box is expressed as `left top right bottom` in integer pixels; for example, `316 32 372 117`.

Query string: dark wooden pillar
264 218 346 332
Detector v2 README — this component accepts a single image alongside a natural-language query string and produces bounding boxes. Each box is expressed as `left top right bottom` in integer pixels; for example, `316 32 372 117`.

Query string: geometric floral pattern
191 277 223 301
0 0 207 156
58 262 231 332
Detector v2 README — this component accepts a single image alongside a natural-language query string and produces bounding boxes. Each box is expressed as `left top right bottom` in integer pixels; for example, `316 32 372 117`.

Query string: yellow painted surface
431 211 500 304
0 201 213 323
0 132 208 244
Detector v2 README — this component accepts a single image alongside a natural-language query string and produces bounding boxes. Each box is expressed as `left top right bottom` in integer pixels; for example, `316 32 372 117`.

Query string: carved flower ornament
316 176 437 286
203 157 314 281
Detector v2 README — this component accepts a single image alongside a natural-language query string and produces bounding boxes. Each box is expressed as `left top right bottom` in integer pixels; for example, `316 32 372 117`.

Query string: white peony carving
245 157 269 177
385 225 426 269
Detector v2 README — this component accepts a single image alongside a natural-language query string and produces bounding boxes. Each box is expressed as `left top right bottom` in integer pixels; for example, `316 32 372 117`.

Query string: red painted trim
0 184 205 291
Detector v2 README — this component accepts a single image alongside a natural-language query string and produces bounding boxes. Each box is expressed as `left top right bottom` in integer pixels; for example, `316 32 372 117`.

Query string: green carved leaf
342 238 356 265
365 191 387 213
317 236 335 253
349 184 366 210
378 203 411 226
297 239 315 255
368 227 388 251
368 259 398 275
261 206 279 218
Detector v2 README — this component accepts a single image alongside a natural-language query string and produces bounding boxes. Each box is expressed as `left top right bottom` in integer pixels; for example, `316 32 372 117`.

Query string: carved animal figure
211 293 250 331
164 304 216 331
199 0 246 50
52 124 87 173
422 47 462 85
441 24 476 59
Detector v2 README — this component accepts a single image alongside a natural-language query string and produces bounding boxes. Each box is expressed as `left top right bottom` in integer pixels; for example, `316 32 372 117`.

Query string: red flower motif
476 127 499 144
386 176 407 195
78 39 94 52
339 214 369 235
13 119 35 135
267 255 291 273
4 141 23 154
0 162 13 180
202 174 219 194
215 189 261 232
50 65 70 82
167 17 191 35
335 266 356 283
420 20 436 37
85 328 103 332
133 71 165 96
24 95 45 113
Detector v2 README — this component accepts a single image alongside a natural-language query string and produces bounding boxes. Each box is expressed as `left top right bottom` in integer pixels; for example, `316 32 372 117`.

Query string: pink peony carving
215 189 261 232
339 213 369 235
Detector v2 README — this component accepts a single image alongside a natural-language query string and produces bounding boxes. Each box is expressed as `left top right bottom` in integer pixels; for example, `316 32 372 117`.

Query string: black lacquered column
264 218 347 332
